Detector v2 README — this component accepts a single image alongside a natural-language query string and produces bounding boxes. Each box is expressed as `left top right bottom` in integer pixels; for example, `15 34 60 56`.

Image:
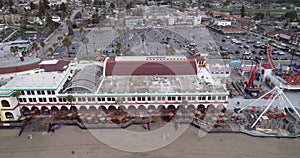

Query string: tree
63 37 72 57
32 42 38 57
181 100 189 107
141 33 146 44
12 91 21 98
241 5 246 18
92 12 99 24
12 91 21 107
60 2 67 12
48 47 54 55
66 19 74 35
115 97 123 105
290 48 296 64
254 12 265 20
52 42 58 53
165 36 171 45
57 36 63 46
30 1 36 10
116 42 122 56
192 35 196 42
284 11 298 22
109 2 116 9
40 41 46 57
10 46 20 57
10 46 17 56
79 27 83 34
81 37 89 57
66 94 74 105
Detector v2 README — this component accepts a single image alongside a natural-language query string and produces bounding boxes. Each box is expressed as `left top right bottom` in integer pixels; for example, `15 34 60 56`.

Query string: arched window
1 100 10 107
5 112 14 119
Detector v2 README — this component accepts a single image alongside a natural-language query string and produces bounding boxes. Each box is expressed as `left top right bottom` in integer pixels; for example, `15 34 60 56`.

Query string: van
235 41 242 45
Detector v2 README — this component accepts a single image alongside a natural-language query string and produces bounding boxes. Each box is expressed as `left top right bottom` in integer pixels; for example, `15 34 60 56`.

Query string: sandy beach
0 125 299 158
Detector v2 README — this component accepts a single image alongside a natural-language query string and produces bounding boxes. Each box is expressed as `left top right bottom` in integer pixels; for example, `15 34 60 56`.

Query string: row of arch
21 104 225 113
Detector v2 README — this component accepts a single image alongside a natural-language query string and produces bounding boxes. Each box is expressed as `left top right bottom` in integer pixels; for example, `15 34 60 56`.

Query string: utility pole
296 33 299 54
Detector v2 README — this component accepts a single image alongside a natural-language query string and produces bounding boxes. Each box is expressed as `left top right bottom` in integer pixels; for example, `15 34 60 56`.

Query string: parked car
277 51 285 55
243 51 250 55
235 41 242 45
244 55 252 60
247 40 255 43
244 45 250 49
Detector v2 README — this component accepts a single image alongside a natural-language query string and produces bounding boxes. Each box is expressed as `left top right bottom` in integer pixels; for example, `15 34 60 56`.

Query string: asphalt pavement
209 29 300 65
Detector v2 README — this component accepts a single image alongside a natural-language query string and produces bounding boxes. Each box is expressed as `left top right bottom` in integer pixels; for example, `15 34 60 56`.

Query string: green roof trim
0 91 14 97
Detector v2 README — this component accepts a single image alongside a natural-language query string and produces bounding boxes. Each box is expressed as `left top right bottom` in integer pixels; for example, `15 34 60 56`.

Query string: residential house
0 14 21 25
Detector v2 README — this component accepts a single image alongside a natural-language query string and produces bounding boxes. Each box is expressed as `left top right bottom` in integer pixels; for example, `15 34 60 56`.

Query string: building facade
0 56 229 121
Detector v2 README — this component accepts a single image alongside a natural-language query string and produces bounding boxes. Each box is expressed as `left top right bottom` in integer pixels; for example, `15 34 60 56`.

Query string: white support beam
251 93 280 128
238 87 277 112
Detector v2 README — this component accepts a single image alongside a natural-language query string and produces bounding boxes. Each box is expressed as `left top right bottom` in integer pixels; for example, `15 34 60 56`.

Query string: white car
277 51 285 55
243 51 250 55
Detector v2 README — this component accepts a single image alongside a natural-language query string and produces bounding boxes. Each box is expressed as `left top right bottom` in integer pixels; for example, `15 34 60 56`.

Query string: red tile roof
196 56 205 61
105 59 197 76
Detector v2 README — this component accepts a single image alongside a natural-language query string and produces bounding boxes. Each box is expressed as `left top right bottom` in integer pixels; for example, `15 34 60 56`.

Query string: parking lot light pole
296 34 299 54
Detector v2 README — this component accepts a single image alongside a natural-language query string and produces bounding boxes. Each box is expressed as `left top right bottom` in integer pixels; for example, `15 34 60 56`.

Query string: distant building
0 57 229 121
125 16 144 29
216 21 231 26
209 64 230 78
0 14 21 25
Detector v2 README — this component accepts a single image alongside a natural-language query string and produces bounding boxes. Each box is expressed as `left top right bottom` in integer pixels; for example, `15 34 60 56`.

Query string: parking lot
209 29 300 64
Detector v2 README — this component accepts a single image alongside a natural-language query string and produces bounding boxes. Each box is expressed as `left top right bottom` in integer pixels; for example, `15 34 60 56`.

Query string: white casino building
0 56 229 121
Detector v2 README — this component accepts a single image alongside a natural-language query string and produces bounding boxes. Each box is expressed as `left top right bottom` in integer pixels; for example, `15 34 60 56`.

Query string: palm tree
81 37 89 57
12 91 22 115
10 46 17 56
63 37 72 57
165 36 171 45
10 46 20 57
192 35 196 42
115 97 123 105
290 48 296 64
116 42 122 56
141 33 146 45
66 94 74 105
12 91 21 99
52 42 58 49
57 36 63 46
79 26 84 35
40 41 45 57
48 47 54 56
181 100 189 107
32 42 38 57
66 19 74 35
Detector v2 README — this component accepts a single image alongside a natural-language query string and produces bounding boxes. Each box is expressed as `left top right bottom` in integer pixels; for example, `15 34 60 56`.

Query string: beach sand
0 125 299 158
